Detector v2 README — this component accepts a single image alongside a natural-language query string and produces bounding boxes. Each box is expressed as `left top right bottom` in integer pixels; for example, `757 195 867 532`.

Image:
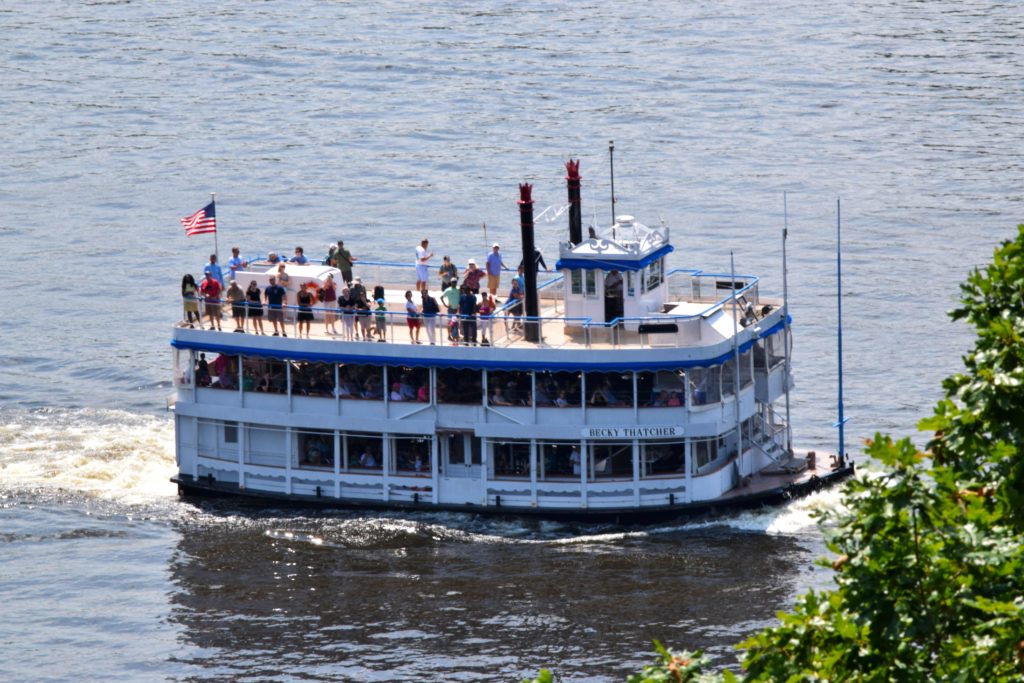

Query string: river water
1 1 1022 680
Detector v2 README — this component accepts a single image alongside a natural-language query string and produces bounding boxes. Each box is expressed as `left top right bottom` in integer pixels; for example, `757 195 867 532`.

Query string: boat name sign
581 425 684 440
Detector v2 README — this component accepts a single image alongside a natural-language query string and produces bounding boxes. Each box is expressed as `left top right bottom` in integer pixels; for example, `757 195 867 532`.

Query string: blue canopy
555 244 674 272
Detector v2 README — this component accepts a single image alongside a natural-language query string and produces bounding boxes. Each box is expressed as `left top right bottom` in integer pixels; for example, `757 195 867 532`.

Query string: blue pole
836 199 845 465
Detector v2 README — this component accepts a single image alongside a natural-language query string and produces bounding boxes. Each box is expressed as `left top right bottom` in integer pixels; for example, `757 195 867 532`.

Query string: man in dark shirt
264 276 288 337
199 272 223 331
458 286 478 345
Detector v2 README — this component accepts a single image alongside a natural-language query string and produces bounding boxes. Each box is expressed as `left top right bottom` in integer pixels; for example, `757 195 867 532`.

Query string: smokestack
518 183 540 343
566 159 582 245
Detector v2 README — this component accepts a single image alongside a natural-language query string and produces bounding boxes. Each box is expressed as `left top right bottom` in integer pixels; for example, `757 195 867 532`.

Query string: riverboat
170 163 854 522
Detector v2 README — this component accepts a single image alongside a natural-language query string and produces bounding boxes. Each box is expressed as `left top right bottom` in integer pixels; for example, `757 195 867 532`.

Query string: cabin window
174 349 193 387
637 370 686 407
642 440 685 477
437 368 483 404
245 424 287 467
297 429 333 469
242 357 287 394
740 350 754 389
570 269 583 295
391 435 431 475
386 365 430 403
487 370 531 407
626 271 635 297
688 366 721 405
537 441 580 480
492 440 531 479
347 432 384 471
585 269 597 296
589 442 633 480
196 419 231 461
646 258 663 292
535 371 581 407
692 437 720 472
338 363 384 400
291 361 334 397
585 371 633 408
721 358 737 398
223 421 238 444
196 352 239 391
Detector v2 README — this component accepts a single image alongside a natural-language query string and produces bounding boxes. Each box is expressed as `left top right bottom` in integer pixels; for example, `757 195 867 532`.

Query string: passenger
463 259 483 294
390 382 405 402
416 383 430 402
667 392 683 407
651 390 670 407
196 353 211 386
517 247 548 272
289 246 309 264
477 292 494 346
415 238 434 292
399 374 417 401
363 374 383 399
296 285 314 338
227 247 248 280
589 379 620 407
199 271 223 331
264 275 287 337
405 290 422 344
266 251 282 264
322 274 338 335
442 279 461 343
414 453 426 473
350 276 366 305
459 285 478 345
421 290 440 345
203 253 225 287
374 297 388 342
225 280 246 332
356 293 373 340
438 255 458 290
570 447 581 476
332 240 356 285
181 274 200 327
358 449 378 468
245 280 265 335
490 386 513 406
507 278 524 331
338 287 356 341
486 243 506 296
554 390 569 408
275 263 290 291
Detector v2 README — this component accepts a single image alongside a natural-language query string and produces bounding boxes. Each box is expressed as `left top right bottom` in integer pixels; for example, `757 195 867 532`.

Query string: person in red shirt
199 272 223 331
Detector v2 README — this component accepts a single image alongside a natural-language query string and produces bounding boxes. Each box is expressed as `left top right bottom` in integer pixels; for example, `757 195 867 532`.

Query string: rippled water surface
2 1 1022 680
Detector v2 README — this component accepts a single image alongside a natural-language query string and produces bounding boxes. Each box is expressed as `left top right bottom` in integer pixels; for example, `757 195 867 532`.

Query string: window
535 371 581 407
538 441 579 480
242 357 286 394
196 352 239 391
246 424 287 467
688 366 721 405
387 365 430 403
637 370 686 407
646 258 663 292
585 270 597 296
585 371 633 407
740 350 753 389
642 440 685 477
297 429 333 469
492 440 531 479
571 269 583 295
626 271 635 297
437 368 483 404
291 361 334 397
488 370 531 406
347 432 383 471
693 438 719 471
224 421 238 444
590 442 633 480
392 435 431 475
339 363 384 400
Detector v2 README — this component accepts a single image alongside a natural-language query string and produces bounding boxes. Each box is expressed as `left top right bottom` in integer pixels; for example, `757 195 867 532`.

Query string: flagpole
835 198 847 466
782 192 793 455
211 192 220 267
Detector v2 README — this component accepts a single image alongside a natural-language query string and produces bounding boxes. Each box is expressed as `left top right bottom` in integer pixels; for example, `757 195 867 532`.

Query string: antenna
835 198 848 465
782 192 793 455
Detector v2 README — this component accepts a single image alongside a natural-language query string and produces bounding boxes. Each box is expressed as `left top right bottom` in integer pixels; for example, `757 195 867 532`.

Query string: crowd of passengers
192 356 735 408
180 239 547 342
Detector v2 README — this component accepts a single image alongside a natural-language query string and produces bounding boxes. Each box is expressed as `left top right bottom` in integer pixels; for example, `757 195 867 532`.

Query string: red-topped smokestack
518 182 540 343
565 159 582 245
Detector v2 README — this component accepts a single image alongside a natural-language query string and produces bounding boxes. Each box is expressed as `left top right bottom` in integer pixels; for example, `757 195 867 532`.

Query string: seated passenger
490 386 514 406
554 390 569 408
390 382 405 401
416 383 430 402
358 450 378 468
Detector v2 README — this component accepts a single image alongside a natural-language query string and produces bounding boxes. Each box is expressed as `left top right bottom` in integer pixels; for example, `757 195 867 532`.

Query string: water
2 0 1022 680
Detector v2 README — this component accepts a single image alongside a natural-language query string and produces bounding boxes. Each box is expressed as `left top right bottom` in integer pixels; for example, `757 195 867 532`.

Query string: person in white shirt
415 238 434 292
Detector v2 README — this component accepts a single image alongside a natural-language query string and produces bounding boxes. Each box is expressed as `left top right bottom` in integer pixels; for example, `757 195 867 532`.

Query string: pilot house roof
555 215 673 272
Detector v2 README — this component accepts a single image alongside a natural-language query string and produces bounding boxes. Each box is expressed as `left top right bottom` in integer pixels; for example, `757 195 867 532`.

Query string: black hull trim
172 463 855 524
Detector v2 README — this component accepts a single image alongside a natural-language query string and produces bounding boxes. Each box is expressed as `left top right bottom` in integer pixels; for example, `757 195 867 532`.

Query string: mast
730 252 743 471
211 192 220 267
782 192 793 455
835 199 847 465
608 140 616 228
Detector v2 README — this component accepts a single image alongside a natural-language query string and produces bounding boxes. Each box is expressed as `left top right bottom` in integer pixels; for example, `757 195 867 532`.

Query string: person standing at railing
203 254 225 287
321 273 338 335
356 291 373 341
227 247 248 280
245 280 265 335
507 278 524 331
442 279 461 343
485 243 506 296
289 246 309 264
331 240 356 285
226 280 246 333
181 274 200 328
463 259 483 294
405 290 422 344
478 292 494 346
296 285 314 338
373 297 388 342
415 238 434 293
459 285 478 345
199 271 223 331
421 289 439 345
438 255 458 290
338 287 356 341
264 276 287 337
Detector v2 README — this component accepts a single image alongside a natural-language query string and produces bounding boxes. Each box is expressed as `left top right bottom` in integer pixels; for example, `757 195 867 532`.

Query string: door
438 432 484 504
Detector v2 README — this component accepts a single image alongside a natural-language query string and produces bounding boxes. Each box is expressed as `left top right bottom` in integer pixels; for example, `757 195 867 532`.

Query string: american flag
180 201 217 236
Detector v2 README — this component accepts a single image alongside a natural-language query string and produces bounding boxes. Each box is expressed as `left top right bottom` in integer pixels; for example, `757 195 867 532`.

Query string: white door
438 432 483 504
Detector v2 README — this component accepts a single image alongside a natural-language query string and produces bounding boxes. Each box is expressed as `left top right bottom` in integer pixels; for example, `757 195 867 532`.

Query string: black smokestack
566 159 582 245
518 182 540 343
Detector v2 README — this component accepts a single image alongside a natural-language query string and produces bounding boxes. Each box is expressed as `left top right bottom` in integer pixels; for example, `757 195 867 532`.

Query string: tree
527 225 1024 682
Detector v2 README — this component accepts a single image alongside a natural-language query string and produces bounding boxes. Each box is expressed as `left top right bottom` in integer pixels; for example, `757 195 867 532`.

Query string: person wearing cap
415 238 434 292
438 255 458 290
203 253 225 287
289 246 309 265
374 297 388 341
267 251 281 264
486 243 506 296
199 271 223 331
463 258 483 294
441 278 461 342
225 279 246 333
264 276 287 336
332 240 356 284
350 276 366 304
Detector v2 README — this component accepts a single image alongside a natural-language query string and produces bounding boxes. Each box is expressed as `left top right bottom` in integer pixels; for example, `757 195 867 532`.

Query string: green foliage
524 226 1024 682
